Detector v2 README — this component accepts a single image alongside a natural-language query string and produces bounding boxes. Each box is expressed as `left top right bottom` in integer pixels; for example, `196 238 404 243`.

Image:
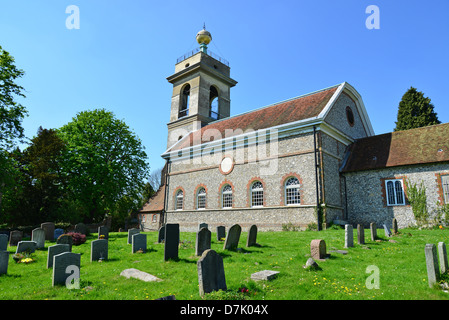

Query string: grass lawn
0 227 449 300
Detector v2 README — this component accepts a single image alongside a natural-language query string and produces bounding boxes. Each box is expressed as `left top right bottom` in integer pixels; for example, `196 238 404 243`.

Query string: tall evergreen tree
394 87 440 131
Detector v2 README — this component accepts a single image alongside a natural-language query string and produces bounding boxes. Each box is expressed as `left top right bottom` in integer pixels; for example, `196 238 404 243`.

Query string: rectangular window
385 179 405 206
442 175 449 204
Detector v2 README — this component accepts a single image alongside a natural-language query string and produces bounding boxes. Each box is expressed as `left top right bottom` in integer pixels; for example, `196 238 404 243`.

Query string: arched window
251 181 264 207
179 84 190 118
385 179 405 206
197 187 206 209
175 190 184 210
222 184 233 208
285 177 301 205
209 86 219 120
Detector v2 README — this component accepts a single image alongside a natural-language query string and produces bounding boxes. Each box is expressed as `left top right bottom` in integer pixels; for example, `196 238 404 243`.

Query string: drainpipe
313 126 321 231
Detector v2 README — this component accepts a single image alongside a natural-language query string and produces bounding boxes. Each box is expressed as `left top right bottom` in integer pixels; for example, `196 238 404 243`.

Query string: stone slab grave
251 270 279 281
438 242 448 274
132 233 147 253
9 230 22 246
91 239 108 262
216 226 225 241
127 228 140 244
74 223 88 235
196 227 211 256
357 224 365 245
120 268 162 282
223 224 241 251
98 226 109 239
0 251 9 275
310 239 329 261
41 222 55 241
197 249 227 296
0 234 8 251
54 228 64 240
15 241 37 254
158 226 165 243
52 252 81 287
164 223 179 261
370 222 377 241
425 243 440 288
47 244 70 268
383 224 392 237
344 224 354 248
32 228 46 249
198 222 208 230
57 234 73 251
246 224 259 247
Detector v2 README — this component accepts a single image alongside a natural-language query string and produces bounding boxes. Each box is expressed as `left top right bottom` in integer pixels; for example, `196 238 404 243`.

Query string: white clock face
220 157 233 174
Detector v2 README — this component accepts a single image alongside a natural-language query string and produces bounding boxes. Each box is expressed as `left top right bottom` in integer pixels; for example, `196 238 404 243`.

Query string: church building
139 27 449 232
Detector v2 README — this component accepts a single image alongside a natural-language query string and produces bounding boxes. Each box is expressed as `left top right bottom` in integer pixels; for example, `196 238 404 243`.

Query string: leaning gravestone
54 228 64 240
216 226 225 241
132 233 147 253
383 224 392 237
164 224 179 261
310 239 328 261
98 226 109 239
127 228 140 244
196 227 211 256
344 224 354 248
32 228 46 249
425 243 440 288
47 244 70 268
438 242 448 274
74 223 88 235
15 241 37 254
357 224 365 245
57 234 73 252
52 252 81 287
0 234 8 251
158 226 165 243
197 249 227 296
0 251 8 275
370 222 377 241
223 224 241 251
246 224 258 247
9 230 22 246
91 239 108 262
41 222 55 241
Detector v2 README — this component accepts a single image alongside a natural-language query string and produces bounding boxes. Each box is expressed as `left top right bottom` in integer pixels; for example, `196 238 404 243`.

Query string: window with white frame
197 187 206 209
442 175 449 204
285 177 301 205
251 181 264 207
175 190 183 210
222 185 233 208
385 179 405 206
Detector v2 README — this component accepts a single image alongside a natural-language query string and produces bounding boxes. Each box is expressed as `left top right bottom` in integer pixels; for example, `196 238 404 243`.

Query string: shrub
67 232 86 246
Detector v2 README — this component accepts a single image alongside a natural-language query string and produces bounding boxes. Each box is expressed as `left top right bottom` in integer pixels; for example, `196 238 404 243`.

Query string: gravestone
54 228 64 240
47 244 70 268
197 249 227 296
74 223 88 235
164 223 179 261
438 242 448 274
246 224 258 247
370 222 377 241
127 228 140 244
132 233 147 253
91 239 108 262
0 251 8 275
195 227 211 256
383 224 392 237
57 234 73 251
344 224 354 248
357 224 365 245
41 222 55 241
0 234 8 251
15 241 37 254
425 243 440 288
251 270 280 281
158 226 165 243
223 224 241 251
216 226 225 241
9 230 22 246
310 239 328 261
98 226 109 239
32 228 46 249
392 218 398 234
120 268 162 282
198 223 208 230
52 252 81 287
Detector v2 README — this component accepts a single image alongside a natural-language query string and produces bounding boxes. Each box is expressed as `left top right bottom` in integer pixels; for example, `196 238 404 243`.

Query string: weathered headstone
91 239 108 262
98 226 109 239
52 252 81 287
120 268 162 282
0 234 8 251
164 223 179 261
0 251 8 275
54 228 64 240
216 226 226 241
132 233 147 253
57 234 73 251
310 239 328 261
196 227 211 256
425 243 440 288
246 224 258 247
47 244 70 268
344 224 354 248
41 222 55 241
392 218 398 234
383 224 392 237
158 226 165 243
74 223 88 235
15 241 37 254
198 222 208 230
357 224 365 245
251 270 279 281
370 222 377 241
32 228 45 249
9 230 22 246
438 242 448 274
197 249 227 296
223 224 241 250
127 228 140 244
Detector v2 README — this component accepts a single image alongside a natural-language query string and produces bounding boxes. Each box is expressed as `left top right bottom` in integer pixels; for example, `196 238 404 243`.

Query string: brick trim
173 186 186 210
193 183 208 210
280 172 304 206
435 172 449 205
218 180 235 208
380 176 409 207
246 177 266 207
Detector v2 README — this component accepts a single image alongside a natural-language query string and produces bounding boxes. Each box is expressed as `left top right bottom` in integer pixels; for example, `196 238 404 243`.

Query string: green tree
394 87 440 131
58 109 150 223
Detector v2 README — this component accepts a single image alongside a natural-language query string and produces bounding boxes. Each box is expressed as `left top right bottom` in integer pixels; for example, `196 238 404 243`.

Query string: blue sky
1 0 448 172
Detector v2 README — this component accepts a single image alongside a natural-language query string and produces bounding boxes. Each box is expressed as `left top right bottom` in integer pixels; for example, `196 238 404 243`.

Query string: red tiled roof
139 185 166 213
341 123 449 172
169 85 339 152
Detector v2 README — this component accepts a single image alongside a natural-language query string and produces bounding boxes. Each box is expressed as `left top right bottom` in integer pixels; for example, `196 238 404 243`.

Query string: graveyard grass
1 227 449 300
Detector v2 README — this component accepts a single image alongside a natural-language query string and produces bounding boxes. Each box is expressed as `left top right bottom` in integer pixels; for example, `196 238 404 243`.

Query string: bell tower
166 26 238 149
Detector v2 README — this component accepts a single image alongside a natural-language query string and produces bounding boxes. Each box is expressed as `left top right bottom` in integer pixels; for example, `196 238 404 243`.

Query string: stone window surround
173 186 186 210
